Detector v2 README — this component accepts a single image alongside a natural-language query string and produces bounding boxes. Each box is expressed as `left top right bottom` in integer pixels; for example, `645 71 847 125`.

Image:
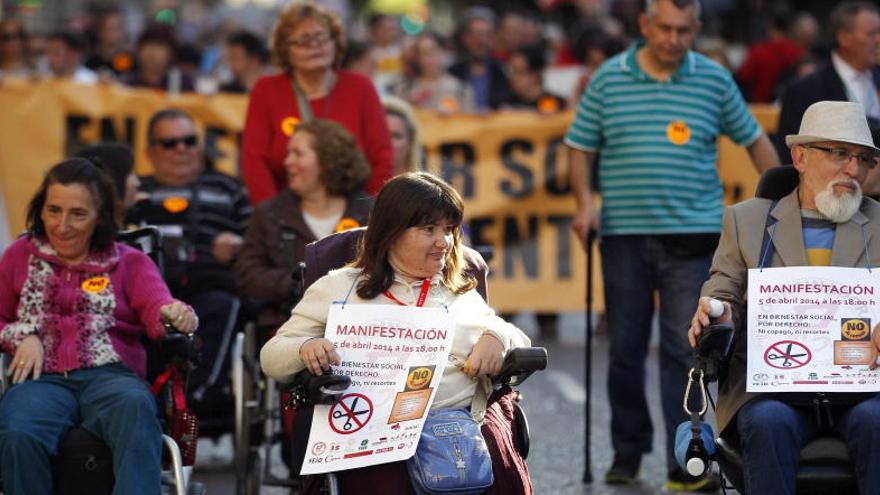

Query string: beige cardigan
260 267 531 409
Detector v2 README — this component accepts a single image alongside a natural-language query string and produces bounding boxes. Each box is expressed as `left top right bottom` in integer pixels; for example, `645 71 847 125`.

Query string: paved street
193 312 722 494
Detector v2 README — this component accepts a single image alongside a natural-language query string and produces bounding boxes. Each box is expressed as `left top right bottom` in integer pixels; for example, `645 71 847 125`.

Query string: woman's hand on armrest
464 333 505 378
160 301 198 334
9 334 43 383
300 337 340 376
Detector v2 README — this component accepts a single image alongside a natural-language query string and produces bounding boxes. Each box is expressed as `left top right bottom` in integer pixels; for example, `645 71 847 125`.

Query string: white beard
814 179 862 223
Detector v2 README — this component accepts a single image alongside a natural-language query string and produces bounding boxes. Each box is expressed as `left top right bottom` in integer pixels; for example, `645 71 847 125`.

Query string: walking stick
583 230 596 483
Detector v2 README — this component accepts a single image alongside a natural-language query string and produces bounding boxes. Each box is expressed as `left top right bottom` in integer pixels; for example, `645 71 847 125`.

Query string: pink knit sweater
0 236 174 378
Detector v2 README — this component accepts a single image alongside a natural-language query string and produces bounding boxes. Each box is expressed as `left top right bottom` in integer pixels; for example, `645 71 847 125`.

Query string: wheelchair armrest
694 322 733 383
492 347 548 387
158 325 198 369
286 347 546 406
288 370 352 406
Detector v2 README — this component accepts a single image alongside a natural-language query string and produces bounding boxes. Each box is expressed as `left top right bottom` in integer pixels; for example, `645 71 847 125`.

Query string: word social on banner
300 304 454 474
747 266 880 393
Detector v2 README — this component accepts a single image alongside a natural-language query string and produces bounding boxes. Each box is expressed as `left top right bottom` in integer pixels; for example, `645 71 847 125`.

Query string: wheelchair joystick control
708 298 724 319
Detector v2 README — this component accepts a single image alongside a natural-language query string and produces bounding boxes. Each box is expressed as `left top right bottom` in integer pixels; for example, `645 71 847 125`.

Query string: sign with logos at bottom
747 266 880 393
300 304 454 474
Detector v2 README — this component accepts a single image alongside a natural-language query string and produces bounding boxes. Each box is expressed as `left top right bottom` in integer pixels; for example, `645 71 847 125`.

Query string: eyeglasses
803 144 879 169
153 135 198 149
287 31 330 48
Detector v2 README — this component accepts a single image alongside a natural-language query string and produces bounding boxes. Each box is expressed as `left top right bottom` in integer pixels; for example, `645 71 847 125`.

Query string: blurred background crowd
0 0 842 110
0 0 865 344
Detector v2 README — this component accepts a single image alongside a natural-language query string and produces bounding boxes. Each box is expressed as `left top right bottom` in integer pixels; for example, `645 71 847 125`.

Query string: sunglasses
153 135 198 149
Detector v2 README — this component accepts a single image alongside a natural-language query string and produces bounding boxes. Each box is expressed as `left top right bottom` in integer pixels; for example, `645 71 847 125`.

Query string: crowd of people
4 0 880 494
0 0 837 111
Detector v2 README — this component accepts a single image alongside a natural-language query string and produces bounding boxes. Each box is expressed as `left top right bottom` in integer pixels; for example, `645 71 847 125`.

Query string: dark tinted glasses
153 135 198 149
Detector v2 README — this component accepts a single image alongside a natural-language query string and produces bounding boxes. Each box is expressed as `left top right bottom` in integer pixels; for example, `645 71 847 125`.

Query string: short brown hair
271 1 346 74
352 172 476 299
294 119 371 196
645 0 702 19
831 2 879 49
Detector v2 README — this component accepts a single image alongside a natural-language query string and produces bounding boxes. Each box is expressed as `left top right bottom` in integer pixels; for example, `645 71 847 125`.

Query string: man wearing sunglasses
689 101 880 495
127 108 251 438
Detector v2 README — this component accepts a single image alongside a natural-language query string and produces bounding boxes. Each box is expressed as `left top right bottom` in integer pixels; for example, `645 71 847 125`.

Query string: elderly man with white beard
688 100 880 495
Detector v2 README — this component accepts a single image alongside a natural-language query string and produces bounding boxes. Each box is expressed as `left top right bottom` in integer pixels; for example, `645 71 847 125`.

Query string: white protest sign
747 266 880 392
300 303 454 474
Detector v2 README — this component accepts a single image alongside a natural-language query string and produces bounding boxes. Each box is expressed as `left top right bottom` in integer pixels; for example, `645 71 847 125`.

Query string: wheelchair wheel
300 473 340 495
186 481 206 495
233 326 263 495
513 399 530 459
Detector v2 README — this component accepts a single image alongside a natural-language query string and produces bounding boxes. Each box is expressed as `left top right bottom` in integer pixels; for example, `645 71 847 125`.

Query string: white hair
815 179 863 223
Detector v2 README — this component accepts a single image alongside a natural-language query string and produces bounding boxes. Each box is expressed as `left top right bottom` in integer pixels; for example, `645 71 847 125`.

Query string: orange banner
0 81 779 312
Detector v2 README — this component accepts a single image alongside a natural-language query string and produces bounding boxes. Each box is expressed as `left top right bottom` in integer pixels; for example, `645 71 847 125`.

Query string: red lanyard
384 278 431 307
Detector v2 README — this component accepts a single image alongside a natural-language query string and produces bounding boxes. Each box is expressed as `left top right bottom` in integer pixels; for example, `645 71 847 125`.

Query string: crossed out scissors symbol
767 342 809 367
329 393 373 434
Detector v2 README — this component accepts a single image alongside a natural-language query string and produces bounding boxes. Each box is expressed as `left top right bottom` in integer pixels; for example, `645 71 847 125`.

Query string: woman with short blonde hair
242 1 392 206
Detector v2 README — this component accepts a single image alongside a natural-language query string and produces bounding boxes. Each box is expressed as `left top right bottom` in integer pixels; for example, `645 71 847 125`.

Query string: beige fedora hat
785 100 879 152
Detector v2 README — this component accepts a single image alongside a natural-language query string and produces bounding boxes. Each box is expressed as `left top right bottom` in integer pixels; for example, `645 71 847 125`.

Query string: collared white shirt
832 51 880 119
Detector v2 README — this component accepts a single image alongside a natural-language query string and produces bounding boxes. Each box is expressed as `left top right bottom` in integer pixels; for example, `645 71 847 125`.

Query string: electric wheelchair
0 226 204 495
689 166 857 494
231 227 547 494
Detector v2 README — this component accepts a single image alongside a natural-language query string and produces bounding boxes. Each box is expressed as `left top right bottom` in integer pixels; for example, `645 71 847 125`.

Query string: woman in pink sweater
0 158 197 495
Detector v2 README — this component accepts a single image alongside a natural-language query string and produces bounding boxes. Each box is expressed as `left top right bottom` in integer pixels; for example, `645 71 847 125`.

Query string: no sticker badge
666 120 691 146
81 276 109 293
281 116 300 137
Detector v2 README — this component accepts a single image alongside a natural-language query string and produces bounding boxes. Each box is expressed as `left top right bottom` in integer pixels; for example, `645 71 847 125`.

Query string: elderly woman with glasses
242 1 392 206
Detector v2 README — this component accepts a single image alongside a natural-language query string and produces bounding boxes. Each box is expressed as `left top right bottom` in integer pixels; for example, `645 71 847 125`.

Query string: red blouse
242 70 393 204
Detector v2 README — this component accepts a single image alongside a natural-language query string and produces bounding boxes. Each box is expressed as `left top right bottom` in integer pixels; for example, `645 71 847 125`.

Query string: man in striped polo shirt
565 0 780 490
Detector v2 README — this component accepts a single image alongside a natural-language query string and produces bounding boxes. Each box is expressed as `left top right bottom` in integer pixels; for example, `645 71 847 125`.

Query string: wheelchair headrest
755 165 799 200
117 226 165 275
303 227 366 291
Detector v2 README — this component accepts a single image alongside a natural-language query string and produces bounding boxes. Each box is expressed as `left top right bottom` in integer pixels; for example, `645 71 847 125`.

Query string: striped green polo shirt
564 41 762 235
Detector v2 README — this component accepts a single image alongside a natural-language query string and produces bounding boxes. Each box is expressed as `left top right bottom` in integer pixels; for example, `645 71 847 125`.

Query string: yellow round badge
280 116 300 137
81 276 109 294
335 217 361 233
112 53 133 73
666 120 691 146
438 95 460 113
162 197 189 214
537 95 560 114
841 318 870 340
406 367 433 390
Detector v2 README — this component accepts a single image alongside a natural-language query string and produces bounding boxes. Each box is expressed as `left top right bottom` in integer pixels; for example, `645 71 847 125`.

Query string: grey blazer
702 188 880 434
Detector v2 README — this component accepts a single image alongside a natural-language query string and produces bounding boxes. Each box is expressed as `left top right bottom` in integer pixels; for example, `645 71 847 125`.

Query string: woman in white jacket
261 170 529 405
260 171 531 493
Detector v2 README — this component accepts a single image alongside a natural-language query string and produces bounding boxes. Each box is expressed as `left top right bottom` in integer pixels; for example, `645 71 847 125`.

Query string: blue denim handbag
407 407 494 494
